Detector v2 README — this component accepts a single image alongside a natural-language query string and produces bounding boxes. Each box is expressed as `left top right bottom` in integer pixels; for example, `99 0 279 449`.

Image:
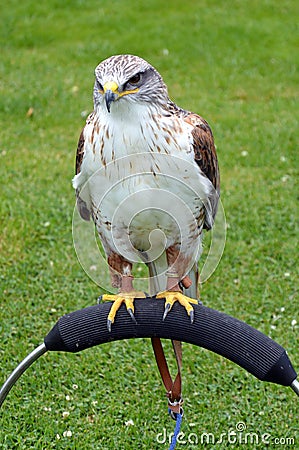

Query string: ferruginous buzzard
73 54 219 331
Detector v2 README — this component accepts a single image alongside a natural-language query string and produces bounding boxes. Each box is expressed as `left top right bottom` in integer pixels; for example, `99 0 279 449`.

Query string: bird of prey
73 54 219 331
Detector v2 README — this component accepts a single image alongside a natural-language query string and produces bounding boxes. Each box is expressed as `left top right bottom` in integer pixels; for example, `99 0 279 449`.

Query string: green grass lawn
1 0 298 448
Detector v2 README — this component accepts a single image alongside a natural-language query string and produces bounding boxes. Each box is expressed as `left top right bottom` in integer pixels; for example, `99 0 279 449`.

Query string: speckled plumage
73 54 219 296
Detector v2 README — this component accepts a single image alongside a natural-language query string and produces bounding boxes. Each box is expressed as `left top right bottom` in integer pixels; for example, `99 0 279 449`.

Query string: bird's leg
156 246 198 323
156 272 198 323
101 254 146 331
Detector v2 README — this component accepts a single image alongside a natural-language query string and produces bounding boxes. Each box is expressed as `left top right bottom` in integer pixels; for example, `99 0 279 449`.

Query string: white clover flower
125 419 134 426
63 430 73 437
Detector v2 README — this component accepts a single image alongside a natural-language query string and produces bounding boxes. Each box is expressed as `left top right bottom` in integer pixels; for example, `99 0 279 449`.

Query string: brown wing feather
75 112 95 175
75 128 85 175
75 125 91 221
184 113 220 230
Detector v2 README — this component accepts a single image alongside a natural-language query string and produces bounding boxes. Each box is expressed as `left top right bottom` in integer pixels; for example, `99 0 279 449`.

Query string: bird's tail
146 252 168 296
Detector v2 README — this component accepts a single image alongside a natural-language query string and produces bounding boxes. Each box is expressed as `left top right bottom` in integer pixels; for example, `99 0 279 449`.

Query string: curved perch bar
1 297 298 407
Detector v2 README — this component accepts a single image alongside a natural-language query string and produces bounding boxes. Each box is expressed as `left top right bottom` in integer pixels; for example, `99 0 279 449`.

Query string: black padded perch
1 297 298 407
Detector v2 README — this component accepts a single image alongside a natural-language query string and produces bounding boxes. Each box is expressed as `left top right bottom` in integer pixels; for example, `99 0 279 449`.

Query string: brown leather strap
151 337 183 414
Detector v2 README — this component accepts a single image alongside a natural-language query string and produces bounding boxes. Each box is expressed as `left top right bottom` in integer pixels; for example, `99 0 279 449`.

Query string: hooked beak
101 80 139 112
103 81 119 113
105 91 117 113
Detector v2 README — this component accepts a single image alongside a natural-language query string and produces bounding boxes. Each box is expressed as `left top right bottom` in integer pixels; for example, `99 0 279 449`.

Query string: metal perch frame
1 297 298 408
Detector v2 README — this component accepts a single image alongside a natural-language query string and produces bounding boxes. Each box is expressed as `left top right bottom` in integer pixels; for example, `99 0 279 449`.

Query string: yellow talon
156 291 198 322
102 291 146 331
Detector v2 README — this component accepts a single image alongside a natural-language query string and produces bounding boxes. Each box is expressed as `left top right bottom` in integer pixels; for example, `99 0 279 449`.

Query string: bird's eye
128 73 141 85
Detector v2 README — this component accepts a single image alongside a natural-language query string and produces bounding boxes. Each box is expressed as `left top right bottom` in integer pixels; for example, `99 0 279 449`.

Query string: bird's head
93 54 168 113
